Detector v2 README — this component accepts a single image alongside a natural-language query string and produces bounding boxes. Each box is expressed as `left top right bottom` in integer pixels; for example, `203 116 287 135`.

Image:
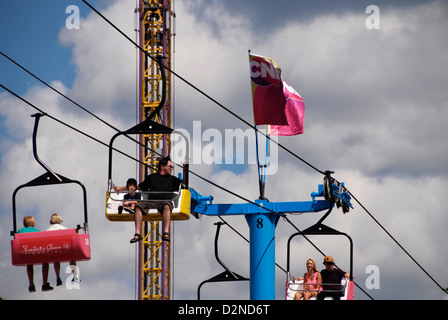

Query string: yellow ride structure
137 0 174 300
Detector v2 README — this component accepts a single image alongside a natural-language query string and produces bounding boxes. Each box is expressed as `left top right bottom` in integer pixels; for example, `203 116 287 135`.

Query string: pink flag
249 53 287 126
270 81 305 136
249 53 304 136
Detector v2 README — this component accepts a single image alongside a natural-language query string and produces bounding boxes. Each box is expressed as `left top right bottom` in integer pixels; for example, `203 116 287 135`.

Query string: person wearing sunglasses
317 256 351 300
115 156 183 243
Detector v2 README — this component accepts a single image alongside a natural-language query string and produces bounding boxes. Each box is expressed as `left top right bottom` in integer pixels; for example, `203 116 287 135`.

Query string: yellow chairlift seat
106 116 192 222
106 186 191 222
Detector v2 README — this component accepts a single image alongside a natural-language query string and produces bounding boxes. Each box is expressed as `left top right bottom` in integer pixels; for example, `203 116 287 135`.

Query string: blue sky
0 1 79 94
1 0 448 301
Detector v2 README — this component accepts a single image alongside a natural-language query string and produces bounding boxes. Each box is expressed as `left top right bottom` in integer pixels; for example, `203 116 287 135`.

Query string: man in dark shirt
116 157 182 243
317 256 351 300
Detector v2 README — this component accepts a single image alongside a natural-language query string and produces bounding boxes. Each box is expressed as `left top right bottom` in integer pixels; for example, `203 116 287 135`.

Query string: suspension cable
2 1 447 296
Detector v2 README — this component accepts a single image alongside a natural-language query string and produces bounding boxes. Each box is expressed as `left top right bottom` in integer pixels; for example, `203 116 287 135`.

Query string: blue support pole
245 200 279 300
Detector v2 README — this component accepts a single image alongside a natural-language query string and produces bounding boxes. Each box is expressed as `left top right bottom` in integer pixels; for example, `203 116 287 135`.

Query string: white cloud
59 0 138 123
1 0 447 300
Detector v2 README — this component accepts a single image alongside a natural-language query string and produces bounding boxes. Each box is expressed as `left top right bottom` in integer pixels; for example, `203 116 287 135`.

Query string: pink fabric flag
249 53 305 136
249 53 287 126
270 81 305 136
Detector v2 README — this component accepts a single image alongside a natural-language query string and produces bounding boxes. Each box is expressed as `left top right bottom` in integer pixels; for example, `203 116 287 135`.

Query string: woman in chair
294 258 322 300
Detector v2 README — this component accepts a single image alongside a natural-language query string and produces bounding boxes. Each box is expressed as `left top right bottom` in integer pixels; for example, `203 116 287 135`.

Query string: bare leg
134 206 143 235
26 265 34 286
70 261 80 282
161 204 171 241
54 262 62 285
42 263 53 291
26 265 35 292
54 262 60 277
42 263 49 284
162 204 171 234
294 292 303 300
131 206 143 243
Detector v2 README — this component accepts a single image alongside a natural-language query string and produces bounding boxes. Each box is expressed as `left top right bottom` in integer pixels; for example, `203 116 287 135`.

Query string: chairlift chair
285 222 355 300
105 117 191 222
11 113 91 266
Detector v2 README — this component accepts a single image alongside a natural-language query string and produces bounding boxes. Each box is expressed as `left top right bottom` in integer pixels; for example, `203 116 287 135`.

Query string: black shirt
320 268 346 291
139 173 182 200
124 193 142 200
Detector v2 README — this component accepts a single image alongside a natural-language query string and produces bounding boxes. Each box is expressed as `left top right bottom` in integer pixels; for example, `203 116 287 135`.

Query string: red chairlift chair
10 113 90 266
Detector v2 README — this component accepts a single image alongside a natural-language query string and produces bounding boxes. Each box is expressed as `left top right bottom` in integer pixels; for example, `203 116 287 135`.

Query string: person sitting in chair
317 256 351 300
118 178 142 214
115 156 183 243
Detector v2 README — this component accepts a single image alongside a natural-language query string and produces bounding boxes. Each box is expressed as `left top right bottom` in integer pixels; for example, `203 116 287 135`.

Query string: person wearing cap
317 256 350 300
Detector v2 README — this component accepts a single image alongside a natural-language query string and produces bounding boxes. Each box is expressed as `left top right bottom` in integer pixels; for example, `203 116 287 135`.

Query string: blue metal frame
190 182 351 300
190 189 332 217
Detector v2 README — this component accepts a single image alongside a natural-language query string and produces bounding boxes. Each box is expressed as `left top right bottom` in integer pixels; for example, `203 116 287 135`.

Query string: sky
1 0 448 300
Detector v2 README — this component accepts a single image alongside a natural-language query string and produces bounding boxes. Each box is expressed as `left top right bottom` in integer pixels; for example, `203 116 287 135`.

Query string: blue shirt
17 227 40 233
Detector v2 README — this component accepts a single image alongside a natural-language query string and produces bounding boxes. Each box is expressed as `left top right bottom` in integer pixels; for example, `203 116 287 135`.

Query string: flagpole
254 126 263 199
254 125 270 200
261 126 271 199
263 125 271 187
